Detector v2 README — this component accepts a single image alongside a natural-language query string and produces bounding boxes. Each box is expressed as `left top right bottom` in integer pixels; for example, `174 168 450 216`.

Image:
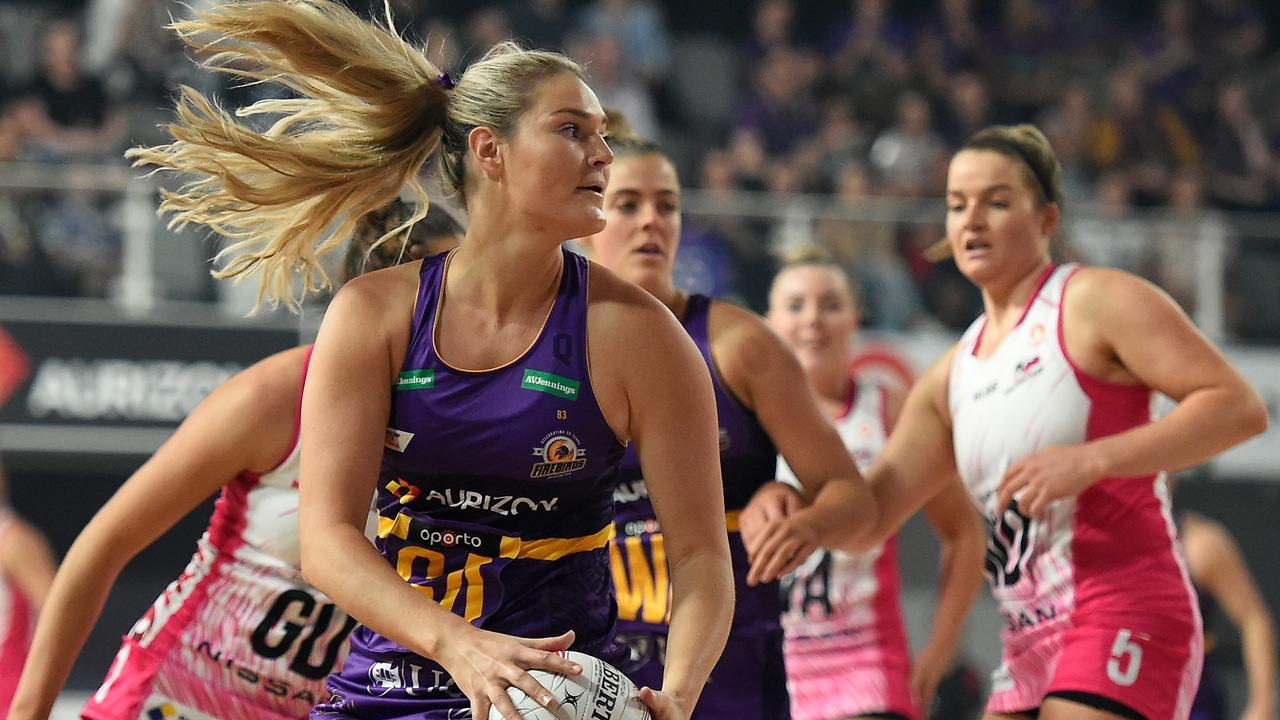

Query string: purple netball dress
313 249 627 719
609 294 789 720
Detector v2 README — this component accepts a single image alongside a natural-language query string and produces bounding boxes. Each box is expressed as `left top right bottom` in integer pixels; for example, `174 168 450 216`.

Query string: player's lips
576 180 606 197
633 242 663 256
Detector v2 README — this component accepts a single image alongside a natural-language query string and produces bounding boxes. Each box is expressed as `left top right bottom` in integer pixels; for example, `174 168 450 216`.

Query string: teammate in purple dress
1180 512 1276 720
126 3 735 720
576 123 878 719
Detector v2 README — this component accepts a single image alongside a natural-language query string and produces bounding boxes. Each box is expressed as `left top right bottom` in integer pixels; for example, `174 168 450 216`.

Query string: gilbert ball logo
531 431 588 478
489 651 650 720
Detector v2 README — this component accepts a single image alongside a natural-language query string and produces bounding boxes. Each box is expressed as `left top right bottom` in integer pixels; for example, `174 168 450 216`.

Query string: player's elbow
1244 396 1270 438
1234 385 1270 442
298 526 333 592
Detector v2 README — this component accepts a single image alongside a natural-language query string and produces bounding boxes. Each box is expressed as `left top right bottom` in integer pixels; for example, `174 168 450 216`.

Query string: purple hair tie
435 72 456 90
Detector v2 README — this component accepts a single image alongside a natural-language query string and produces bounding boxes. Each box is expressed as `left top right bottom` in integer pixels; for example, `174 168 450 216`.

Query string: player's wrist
1080 441 1112 482
657 688 694 717
418 611 475 660
920 633 959 660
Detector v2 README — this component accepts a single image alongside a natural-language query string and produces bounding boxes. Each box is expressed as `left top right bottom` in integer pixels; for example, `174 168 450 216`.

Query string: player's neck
807 361 852 419
980 257 1053 333
450 225 565 322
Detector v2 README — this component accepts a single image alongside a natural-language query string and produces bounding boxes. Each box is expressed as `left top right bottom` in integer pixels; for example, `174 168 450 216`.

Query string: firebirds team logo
531 431 588 478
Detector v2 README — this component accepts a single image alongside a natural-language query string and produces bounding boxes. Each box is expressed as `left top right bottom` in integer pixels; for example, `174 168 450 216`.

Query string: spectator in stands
1088 65 1199 205
1037 79 1097 203
1202 79 1274 210
1198 0 1266 79
734 48 820 158
0 114 77 297
938 70 998 148
505 0 568 51
1045 0 1122 81
459 6 514 68
1068 170 1150 274
82 0 189 105
724 129 770 191
32 164 120 297
910 0 986 102
868 90 947 197
742 0 804 71
577 0 671 86
814 97 869 191
1145 168 1226 314
576 34 658 140
1132 0 1201 113
825 0 912 129
812 161 923 330
988 0 1058 121
10 18 126 163
695 148 774 310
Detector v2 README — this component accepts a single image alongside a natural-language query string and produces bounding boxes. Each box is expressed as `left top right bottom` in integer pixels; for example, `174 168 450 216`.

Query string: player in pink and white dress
759 254 984 720
745 124 1268 720
6 204 463 720
0 465 56 717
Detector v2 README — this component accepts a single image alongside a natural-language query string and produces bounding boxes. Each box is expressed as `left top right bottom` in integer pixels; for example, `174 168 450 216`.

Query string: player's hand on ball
996 443 1104 519
637 686 689 720
740 482 805 561
435 626 580 720
745 511 819 586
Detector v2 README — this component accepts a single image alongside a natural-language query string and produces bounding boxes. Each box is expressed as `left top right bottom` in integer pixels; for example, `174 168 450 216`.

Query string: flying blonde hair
128 0 581 310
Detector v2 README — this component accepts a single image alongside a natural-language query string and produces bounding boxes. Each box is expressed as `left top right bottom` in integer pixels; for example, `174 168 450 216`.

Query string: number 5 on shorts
1106 628 1143 687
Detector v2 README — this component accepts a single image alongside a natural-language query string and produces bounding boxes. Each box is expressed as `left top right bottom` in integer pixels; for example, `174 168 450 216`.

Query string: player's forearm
925 531 984 659
9 538 124 718
802 476 880 554
661 546 733 711
1089 384 1267 481
300 522 469 659
1242 611 1278 714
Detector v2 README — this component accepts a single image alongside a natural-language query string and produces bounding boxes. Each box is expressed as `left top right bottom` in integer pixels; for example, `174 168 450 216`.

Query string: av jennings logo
521 369 579 401
1005 355 1044 394
395 369 435 391
531 431 588 478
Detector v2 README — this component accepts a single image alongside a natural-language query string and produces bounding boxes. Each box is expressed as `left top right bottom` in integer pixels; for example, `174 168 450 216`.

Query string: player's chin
955 259 1000 286
563 212 606 240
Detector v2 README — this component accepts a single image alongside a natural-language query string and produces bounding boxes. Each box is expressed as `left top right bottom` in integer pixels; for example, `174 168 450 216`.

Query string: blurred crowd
2 0 1280 339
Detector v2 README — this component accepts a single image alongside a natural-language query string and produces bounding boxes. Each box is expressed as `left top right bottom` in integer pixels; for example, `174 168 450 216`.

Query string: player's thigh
1039 695 1143 720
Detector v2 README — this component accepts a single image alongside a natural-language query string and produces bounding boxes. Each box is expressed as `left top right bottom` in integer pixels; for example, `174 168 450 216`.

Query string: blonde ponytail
131 0 585 310
128 0 447 310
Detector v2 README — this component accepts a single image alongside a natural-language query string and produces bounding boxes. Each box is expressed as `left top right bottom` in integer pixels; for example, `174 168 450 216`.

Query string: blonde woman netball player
126 3 737 718
763 251 984 720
